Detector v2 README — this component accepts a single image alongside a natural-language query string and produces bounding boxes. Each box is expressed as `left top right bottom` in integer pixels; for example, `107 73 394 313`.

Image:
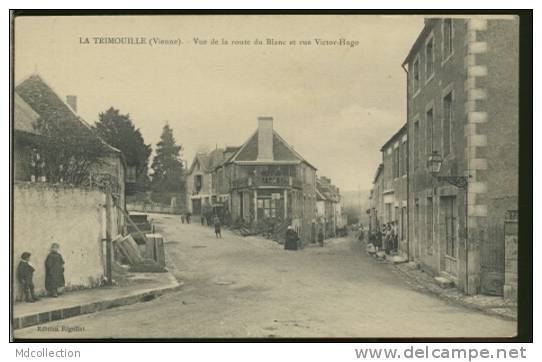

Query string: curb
13 280 183 330
393 265 517 322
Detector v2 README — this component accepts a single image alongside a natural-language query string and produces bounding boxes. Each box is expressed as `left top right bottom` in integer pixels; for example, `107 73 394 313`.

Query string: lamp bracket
435 175 469 189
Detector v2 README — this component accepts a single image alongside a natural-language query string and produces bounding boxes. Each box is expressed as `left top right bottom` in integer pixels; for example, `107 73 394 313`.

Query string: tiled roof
14 74 125 163
14 93 40 135
229 128 316 169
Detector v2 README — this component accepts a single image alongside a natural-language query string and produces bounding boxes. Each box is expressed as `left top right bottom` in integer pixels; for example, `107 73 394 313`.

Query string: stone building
368 163 384 234
316 176 344 239
380 124 409 255
403 17 519 296
185 149 226 215
12 74 128 299
212 117 318 245
14 74 127 210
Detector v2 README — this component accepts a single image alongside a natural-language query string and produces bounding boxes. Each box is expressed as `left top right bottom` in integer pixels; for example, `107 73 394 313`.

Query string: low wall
13 182 108 301
127 202 182 215
504 214 518 302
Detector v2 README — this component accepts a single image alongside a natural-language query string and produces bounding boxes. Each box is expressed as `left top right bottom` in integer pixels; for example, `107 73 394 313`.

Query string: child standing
17 252 39 303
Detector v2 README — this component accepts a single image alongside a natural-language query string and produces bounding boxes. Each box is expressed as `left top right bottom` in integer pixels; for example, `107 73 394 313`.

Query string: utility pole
358 183 362 225
105 183 113 286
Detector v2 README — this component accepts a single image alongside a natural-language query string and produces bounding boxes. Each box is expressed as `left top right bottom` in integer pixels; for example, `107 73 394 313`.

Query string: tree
94 107 152 191
34 115 110 185
150 123 185 193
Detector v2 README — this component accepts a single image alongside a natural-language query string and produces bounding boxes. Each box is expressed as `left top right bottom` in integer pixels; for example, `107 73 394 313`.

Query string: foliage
16 74 110 185
33 114 109 185
94 107 152 190
150 123 185 192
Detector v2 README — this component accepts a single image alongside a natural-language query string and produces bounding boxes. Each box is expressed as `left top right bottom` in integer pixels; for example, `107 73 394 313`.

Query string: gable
272 133 299 161
232 129 311 166
235 132 259 161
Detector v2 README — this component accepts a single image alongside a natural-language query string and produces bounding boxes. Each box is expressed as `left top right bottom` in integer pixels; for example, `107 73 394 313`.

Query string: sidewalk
13 271 181 330
393 261 517 321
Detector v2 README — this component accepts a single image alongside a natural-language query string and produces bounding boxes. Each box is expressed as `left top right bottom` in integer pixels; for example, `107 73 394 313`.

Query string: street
15 213 516 339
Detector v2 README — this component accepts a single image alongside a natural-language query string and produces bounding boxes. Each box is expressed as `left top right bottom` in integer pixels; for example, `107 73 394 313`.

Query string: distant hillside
340 189 371 224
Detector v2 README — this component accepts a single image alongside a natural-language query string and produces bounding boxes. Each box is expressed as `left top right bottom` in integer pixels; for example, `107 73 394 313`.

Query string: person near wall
214 215 222 239
391 222 399 253
375 225 382 251
201 214 205 226
318 229 325 247
386 224 394 254
186 211 191 224
45 243 65 298
180 213 186 224
284 226 299 251
17 252 39 303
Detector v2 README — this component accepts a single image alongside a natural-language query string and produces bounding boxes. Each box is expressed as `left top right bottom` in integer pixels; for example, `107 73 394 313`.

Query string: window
443 19 453 59
393 147 400 178
414 201 420 243
414 121 420 171
386 203 392 223
412 58 420 92
426 108 434 156
426 197 433 253
126 166 137 183
425 37 434 79
442 196 457 258
257 198 277 218
195 175 203 192
443 91 453 156
402 143 408 176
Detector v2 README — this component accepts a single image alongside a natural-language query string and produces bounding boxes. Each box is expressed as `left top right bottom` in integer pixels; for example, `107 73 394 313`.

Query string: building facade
186 149 225 215
14 74 127 211
316 176 344 239
369 163 384 234
380 124 409 255
403 17 519 295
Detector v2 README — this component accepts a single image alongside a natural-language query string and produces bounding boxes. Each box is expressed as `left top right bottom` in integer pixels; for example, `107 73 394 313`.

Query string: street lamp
427 151 469 188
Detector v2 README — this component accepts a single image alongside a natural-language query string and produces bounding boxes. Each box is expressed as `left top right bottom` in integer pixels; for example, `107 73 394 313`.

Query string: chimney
66 95 77 112
257 116 274 161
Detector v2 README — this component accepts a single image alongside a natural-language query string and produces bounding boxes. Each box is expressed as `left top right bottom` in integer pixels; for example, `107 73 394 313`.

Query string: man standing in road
214 215 222 239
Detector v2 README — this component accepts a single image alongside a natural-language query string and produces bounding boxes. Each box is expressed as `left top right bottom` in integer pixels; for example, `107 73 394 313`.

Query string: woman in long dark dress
45 243 65 297
284 226 299 251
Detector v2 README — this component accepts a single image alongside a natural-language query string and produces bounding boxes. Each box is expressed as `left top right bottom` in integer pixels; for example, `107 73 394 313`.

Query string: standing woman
284 226 299 251
45 243 65 297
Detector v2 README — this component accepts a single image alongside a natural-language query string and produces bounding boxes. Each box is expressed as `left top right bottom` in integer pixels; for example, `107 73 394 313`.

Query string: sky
14 15 424 192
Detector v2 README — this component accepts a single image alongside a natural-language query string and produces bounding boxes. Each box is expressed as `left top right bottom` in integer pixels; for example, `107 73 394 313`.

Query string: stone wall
503 212 518 302
13 182 109 301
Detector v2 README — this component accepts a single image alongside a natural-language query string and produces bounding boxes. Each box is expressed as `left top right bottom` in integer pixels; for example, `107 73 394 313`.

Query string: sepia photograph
9 11 531 342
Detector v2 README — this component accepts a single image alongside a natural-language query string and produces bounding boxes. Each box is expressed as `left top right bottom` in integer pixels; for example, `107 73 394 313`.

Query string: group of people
368 222 399 254
184 212 223 239
16 242 66 303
